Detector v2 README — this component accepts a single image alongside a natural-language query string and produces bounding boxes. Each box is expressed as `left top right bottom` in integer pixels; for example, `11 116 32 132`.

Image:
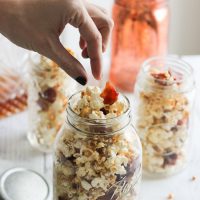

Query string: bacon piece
151 71 170 80
100 82 119 105
163 153 178 167
42 87 57 103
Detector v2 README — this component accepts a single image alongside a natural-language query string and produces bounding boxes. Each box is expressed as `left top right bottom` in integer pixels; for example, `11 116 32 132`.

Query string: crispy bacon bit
100 82 119 105
151 71 170 80
163 153 178 167
43 88 57 103
171 126 178 132
151 70 182 83
151 70 182 86
100 107 109 115
37 98 49 111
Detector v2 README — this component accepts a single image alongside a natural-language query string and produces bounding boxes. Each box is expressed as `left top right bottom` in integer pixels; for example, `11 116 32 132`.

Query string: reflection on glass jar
53 86 142 200
110 0 169 92
27 52 76 152
134 57 195 177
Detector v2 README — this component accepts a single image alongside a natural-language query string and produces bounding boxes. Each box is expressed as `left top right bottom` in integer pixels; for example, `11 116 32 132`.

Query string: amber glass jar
110 0 169 92
53 92 142 200
134 57 195 178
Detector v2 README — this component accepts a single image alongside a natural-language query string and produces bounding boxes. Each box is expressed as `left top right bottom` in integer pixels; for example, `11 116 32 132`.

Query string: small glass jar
110 0 169 92
134 57 195 178
53 92 142 200
27 53 77 152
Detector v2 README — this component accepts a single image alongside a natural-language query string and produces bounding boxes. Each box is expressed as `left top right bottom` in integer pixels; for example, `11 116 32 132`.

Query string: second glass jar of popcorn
53 86 142 200
134 57 195 178
27 52 77 152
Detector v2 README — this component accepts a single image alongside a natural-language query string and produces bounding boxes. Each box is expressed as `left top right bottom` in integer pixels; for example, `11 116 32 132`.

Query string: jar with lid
27 51 77 153
53 86 142 200
110 0 169 92
134 57 195 177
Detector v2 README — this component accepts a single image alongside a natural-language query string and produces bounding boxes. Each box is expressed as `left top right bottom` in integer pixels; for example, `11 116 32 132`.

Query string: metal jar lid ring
0 168 49 200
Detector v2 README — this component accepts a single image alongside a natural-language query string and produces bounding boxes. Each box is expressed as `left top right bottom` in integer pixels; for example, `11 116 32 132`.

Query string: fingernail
76 76 87 85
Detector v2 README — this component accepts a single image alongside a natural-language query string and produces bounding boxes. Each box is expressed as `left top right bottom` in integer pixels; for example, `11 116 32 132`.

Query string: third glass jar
134 57 195 177
110 0 169 92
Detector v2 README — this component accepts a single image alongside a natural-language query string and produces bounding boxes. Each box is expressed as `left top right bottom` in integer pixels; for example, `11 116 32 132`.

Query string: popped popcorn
27 51 77 152
74 85 125 120
134 58 195 177
53 85 142 200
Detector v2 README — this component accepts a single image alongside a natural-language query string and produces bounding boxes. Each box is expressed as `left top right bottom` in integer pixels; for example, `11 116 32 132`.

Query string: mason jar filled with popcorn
27 50 77 152
134 57 195 177
53 83 142 200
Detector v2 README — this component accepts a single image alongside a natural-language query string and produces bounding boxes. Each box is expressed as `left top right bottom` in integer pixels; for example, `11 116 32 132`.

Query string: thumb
44 37 87 85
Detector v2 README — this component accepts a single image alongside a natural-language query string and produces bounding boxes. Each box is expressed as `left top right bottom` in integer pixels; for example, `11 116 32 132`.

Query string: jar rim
142 56 193 77
67 91 131 124
138 56 195 93
66 90 133 136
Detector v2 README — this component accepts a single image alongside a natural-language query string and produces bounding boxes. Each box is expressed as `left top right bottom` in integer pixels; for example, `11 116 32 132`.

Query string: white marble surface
0 56 200 200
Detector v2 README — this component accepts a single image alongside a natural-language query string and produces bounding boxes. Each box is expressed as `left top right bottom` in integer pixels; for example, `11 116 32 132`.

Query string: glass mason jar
134 57 195 178
53 92 142 200
110 0 169 92
27 53 77 152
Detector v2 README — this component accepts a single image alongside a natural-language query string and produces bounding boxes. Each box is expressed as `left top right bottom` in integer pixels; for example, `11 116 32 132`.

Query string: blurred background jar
27 51 77 153
134 57 195 178
110 0 169 92
53 92 142 200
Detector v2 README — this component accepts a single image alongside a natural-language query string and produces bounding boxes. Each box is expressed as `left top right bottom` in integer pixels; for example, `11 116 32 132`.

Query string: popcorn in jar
134 57 195 177
53 82 142 200
27 50 77 152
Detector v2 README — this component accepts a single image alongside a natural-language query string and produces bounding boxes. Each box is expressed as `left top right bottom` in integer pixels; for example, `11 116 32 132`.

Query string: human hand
0 0 113 85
